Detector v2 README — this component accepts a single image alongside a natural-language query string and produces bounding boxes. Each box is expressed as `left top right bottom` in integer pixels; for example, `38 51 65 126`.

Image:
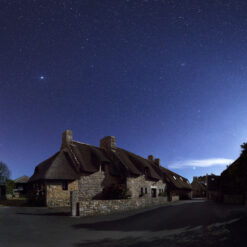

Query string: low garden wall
171 195 179 201
71 191 171 216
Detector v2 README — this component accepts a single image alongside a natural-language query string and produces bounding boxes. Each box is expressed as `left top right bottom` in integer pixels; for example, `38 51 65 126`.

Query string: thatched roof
29 151 79 182
69 141 111 173
30 138 190 190
159 166 191 190
113 148 163 180
14 175 29 183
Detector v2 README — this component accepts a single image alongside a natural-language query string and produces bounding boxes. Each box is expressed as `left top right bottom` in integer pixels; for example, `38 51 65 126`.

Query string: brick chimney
148 155 154 161
154 158 160 166
100 136 116 151
61 130 73 149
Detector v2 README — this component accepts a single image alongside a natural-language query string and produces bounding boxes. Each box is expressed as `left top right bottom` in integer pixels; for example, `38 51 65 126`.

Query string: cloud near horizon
168 158 234 169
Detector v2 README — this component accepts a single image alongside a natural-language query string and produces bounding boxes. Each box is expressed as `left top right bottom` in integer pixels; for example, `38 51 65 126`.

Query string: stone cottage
29 130 191 207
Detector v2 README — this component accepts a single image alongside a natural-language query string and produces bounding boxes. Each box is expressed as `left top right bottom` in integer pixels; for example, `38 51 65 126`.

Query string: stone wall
127 175 166 198
171 195 179 201
46 180 78 207
77 197 168 217
78 170 105 199
78 167 120 200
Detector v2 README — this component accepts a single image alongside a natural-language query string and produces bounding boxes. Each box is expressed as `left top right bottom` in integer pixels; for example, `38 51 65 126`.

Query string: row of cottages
29 130 191 207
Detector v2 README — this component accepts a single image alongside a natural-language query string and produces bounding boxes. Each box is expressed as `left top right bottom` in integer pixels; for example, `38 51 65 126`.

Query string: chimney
100 136 116 151
154 158 160 166
61 130 73 149
148 155 154 161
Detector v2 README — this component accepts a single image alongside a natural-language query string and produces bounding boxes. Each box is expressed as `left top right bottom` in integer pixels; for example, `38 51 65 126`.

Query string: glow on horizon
168 158 234 169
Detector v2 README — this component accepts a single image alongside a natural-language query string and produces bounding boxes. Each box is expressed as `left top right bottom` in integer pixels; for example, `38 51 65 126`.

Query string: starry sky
1 0 247 182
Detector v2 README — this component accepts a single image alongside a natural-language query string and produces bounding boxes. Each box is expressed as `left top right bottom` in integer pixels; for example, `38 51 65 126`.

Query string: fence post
71 190 79 216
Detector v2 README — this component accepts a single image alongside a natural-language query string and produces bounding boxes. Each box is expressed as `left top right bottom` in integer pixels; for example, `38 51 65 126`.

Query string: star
40 75 45 80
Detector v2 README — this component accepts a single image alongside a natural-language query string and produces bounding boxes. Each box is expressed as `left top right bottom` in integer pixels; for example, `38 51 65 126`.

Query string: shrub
139 191 144 197
5 179 15 195
103 184 131 199
158 191 166 197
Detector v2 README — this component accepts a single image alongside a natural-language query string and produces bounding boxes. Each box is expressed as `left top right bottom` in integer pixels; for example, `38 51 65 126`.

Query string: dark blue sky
1 0 247 181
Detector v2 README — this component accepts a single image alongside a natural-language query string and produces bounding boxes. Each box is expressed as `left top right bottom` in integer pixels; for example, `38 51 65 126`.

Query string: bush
139 191 144 197
5 179 15 195
158 191 166 197
103 184 131 199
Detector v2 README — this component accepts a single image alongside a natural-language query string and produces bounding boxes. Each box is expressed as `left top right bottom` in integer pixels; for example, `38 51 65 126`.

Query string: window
180 177 183 181
62 182 68 191
145 188 147 194
173 176 177 180
139 187 144 197
211 177 215 181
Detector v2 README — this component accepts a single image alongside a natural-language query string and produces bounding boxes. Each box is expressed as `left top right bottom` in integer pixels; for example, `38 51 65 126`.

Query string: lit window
62 182 68 191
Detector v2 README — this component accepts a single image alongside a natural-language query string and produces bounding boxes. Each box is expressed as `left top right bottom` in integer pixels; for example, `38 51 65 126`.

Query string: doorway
151 188 157 198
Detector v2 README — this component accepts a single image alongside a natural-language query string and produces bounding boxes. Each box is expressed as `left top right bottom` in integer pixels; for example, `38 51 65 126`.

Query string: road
0 199 246 247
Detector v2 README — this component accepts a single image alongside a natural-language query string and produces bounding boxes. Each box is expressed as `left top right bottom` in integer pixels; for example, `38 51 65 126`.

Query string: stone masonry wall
46 180 78 207
78 166 120 200
127 175 166 198
78 170 105 199
171 195 179 201
77 197 169 216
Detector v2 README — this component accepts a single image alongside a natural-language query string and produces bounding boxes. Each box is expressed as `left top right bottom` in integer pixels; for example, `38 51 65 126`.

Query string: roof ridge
72 140 104 150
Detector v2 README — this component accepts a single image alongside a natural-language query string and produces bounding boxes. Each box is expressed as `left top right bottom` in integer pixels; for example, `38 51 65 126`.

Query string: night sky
1 0 247 182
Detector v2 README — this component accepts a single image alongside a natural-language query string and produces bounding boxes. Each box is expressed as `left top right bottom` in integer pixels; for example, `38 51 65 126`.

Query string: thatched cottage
29 130 191 207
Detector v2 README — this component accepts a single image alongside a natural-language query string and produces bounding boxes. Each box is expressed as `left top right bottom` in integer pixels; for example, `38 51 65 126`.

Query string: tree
0 161 10 182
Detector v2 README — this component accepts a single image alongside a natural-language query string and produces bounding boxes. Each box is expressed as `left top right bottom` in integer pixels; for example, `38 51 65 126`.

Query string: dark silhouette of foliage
102 184 131 199
0 161 10 181
5 179 15 195
240 142 247 157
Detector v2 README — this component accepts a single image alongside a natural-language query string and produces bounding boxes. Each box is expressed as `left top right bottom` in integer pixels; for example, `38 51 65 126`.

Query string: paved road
0 199 246 247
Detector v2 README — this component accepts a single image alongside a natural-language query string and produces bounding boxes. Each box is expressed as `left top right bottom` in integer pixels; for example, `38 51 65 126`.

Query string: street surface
0 199 246 247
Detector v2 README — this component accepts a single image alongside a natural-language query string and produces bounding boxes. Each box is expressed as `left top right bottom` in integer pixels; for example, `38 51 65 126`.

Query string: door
151 188 157 198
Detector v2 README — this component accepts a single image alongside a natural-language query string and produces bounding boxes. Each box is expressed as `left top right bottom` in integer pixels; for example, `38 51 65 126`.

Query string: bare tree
0 161 10 181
